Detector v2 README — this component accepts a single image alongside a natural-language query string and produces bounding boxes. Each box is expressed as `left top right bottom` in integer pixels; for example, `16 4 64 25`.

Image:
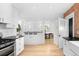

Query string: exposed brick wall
64 3 79 38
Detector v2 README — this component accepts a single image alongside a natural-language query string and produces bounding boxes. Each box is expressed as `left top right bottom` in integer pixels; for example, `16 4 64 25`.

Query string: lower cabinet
63 44 76 56
63 39 76 56
16 37 24 56
69 41 79 56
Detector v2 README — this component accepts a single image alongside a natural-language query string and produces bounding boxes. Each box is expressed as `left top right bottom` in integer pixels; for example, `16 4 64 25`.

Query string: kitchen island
24 31 45 45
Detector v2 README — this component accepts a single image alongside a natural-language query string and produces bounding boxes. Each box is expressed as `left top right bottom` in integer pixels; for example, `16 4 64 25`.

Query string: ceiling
13 3 74 22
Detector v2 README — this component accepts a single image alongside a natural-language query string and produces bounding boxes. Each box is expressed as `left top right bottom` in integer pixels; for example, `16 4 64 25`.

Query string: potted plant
16 24 21 36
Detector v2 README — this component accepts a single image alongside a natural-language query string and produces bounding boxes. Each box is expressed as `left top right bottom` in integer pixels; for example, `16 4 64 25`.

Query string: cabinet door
63 40 76 56
63 44 70 56
20 37 24 50
16 39 20 55
0 3 12 23
63 44 75 56
69 42 79 55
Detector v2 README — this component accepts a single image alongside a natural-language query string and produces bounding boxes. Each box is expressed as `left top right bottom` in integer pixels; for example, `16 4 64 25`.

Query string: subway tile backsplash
0 24 17 38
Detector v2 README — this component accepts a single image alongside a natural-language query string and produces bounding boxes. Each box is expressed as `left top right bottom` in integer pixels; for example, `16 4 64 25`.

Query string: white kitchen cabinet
19 37 24 52
63 39 76 56
16 37 24 56
63 45 76 56
69 41 79 56
63 43 71 56
63 39 77 56
63 39 69 56
0 3 12 23
16 39 20 55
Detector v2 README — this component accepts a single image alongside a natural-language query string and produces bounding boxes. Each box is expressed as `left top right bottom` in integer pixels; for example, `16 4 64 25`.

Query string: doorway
58 18 65 48
69 18 73 38
45 33 53 44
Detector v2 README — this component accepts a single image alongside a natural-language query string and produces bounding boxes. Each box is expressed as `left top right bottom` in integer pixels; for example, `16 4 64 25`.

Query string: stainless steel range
0 39 15 56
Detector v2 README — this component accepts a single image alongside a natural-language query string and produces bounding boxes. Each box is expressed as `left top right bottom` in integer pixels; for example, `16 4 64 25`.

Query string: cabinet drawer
63 44 76 56
69 42 79 55
63 45 71 56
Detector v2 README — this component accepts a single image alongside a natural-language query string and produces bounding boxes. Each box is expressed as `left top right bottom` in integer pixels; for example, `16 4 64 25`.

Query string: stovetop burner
0 39 15 49
0 39 14 44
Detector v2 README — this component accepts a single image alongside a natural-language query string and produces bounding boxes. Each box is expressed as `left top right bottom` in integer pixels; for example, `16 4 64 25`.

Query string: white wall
22 21 44 32
12 6 22 25
22 19 55 32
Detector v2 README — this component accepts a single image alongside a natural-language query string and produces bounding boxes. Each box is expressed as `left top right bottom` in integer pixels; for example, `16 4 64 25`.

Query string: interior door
58 18 66 48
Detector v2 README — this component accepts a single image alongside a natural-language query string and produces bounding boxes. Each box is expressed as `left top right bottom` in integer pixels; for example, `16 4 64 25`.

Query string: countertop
69 41 79 48
24 31 43 35
2 35 24 39
45 32 53 34
63 37 79 41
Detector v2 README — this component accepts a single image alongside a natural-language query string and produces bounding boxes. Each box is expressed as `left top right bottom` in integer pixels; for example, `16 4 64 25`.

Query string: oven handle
0 44 14 51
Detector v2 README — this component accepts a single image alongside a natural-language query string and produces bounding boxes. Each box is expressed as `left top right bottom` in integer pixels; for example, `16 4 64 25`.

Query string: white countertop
69 41 79 47
45 32 53 34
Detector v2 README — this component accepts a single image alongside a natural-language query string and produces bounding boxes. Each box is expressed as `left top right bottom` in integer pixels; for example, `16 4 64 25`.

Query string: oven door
0 43 14 56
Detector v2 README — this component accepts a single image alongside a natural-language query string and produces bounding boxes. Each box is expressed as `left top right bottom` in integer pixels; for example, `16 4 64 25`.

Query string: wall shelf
0 22 8 24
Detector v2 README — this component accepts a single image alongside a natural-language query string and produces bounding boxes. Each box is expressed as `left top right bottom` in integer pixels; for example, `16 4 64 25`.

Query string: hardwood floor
19 39 64 56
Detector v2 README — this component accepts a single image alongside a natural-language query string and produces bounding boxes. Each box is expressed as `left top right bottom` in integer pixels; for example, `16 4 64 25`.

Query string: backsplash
0 24 6 29
0 24 17 38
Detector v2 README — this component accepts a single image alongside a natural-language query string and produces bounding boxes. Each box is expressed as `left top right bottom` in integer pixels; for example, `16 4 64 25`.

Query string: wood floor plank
19 39 64 56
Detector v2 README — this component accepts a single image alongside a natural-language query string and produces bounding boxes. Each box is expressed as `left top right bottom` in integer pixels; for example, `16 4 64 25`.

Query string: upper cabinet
0 3 12 23
0 3 21 29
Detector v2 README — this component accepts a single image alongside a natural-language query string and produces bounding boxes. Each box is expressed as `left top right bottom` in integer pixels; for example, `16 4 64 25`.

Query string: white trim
65 12 74 37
